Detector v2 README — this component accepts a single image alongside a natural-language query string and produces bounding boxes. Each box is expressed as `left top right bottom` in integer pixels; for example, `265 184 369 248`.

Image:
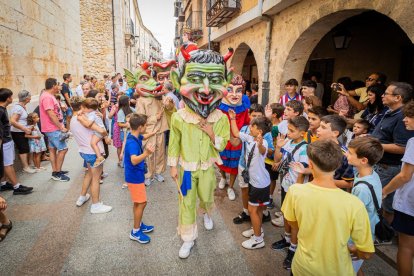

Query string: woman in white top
10 90 35 173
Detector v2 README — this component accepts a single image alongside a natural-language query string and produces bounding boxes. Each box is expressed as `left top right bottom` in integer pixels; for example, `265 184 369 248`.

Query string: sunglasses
366 77 377 82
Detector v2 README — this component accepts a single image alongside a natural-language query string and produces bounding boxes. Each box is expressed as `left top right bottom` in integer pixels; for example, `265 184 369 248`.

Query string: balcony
207 0 241 27
125 19 135 46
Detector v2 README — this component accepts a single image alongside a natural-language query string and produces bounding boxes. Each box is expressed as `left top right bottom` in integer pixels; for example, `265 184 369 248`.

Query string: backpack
277 141 306 180
353 181 394 242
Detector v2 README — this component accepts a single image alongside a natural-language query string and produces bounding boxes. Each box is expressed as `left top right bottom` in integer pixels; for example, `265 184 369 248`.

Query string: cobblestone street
0 140 398 275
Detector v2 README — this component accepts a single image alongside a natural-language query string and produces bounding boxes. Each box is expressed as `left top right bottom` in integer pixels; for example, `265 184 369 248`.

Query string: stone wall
0 0 83 101
80 0 115 77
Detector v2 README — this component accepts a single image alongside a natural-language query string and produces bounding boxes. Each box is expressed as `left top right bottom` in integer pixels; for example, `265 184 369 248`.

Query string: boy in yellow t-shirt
281 140 374 275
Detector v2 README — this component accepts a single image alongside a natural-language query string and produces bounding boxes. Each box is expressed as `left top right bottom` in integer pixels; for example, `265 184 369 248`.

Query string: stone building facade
176 0 414 105
0 0 83 102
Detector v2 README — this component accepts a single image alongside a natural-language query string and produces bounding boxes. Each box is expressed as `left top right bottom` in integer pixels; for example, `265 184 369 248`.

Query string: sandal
0 220 13 242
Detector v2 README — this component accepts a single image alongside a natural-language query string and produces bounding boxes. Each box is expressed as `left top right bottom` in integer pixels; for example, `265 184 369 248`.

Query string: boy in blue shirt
124 113 155 244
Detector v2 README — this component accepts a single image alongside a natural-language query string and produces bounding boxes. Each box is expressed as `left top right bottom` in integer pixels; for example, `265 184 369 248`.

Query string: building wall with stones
80 0 115 78
0 0 83 102
214 0 414 104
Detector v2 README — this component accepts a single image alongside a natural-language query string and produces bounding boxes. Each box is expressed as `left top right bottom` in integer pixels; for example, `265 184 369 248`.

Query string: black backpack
353 181 394 242
277 141 306 180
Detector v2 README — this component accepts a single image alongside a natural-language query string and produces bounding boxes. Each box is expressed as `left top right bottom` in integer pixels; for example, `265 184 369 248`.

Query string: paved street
0 140 398 275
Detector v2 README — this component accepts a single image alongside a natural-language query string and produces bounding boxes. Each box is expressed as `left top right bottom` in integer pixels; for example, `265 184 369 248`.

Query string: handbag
353 181 395 242
241 143 256 184
277 141 306 180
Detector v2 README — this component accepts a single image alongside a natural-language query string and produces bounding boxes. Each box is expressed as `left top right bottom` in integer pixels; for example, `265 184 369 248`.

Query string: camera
241 169 250 184
333 83 341 92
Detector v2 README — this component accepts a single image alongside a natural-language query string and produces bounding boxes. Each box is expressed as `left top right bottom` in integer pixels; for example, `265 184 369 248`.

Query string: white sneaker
101 172 109 178
23 167 36 174
203 213 213 230
90 202 112 214
218 178 226 189
227 187 236 201
274 211 283 218
242 227 264 238
144 178 152 186
271 215 284 227
76 194 90 207
179 241 194 259
242 236 265 249
154 174 165 182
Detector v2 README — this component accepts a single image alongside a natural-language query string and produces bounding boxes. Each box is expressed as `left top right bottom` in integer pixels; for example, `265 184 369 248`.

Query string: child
81 98 111 167
26 113 47 172
278 100 304 135
271 116 310 270
305 106 328 143
232 104 274 225
281 140 375 275
302 95 321 118
117 95 135 167
343 118 371 147
279 79 302 107
228 109 272 249
346 136 384 275
124 113 155 244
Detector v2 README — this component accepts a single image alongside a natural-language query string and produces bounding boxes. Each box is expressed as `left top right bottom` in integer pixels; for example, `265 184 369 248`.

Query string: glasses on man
366 77 377 82
383 92 398 96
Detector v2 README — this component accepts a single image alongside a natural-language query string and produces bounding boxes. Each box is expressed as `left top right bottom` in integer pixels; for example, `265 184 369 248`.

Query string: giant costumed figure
125 63 169 185
169 47 234 258
217 75 250 200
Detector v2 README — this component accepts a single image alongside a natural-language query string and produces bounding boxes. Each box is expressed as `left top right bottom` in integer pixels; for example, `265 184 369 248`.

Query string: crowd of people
0 65 414 276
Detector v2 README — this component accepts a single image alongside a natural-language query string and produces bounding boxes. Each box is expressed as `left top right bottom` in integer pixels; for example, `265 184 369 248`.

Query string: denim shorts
80 152 97 168
45 130 68 151
65 107 73 117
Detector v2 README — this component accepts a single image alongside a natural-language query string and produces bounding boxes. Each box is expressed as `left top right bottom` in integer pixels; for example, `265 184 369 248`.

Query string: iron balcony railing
206 0 241 27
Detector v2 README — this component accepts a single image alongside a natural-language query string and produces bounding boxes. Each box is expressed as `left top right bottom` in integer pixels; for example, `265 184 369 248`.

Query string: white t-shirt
70 116 104 154
278 120 288 135
393 137 414 216
280 140 309 192
75 84 84 97
239 132 270 189
10 104 28 132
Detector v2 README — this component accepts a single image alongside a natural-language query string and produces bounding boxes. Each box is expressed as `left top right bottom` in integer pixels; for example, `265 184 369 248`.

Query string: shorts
80 152 97 168
45 130 68 151
392 210 414 236
128 183 147 203
65 107 73 117
237 166 248 188
11 132 30 154
375 163 401 213
281 188 287 205
3 141 15 166
248 184 270 207
265 163 279 181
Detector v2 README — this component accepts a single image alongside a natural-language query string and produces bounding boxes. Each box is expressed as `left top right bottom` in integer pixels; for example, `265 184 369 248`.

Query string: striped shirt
279 92 303 106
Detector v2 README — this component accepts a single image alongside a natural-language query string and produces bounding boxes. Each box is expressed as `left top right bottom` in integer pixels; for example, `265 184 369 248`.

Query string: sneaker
242 227 264 238
271 235 290 251
0 182 14 191
242 236 265 249
35 167 46 172
233 211 250 224
179 241 194 259
227 187 236 201
60 170 69 175
13 185 33 195
154 174 165 182
267 198 275 209
262 211 271 222
51 172 70 182
130 229 151 244
274 211 283 217
374 238 393 246
271 215 284 227
121 183 128 189
93 156 105 168
203 213 213 230
144 178 152 187
23 167 36 174
90 202 112 214
101 172 109 178
99 179 104 184
218 178 226 189
140 222 154 233
283 249 295 270
76 194 90 207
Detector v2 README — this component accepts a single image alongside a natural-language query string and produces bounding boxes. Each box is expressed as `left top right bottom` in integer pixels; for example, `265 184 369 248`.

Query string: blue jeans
375 163 401 213
80 153 97 168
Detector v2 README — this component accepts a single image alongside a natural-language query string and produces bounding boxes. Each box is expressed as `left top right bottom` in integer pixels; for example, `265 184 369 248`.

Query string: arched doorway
231 43 258 92
280 9 414 105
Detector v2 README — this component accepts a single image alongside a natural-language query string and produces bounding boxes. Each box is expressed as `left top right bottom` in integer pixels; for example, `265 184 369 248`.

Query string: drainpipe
258 0 272 105
112 0 117 72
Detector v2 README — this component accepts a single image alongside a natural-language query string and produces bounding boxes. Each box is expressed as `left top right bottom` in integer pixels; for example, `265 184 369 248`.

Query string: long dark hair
118 95 132 116
366 84 386 114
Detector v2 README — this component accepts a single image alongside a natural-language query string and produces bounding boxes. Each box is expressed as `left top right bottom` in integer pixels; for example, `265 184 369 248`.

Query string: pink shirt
70 116 104 154
39 91 63 132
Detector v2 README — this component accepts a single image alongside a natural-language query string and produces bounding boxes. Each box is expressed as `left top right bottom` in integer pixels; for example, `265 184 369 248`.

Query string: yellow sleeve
281 187 297 223
212 114 230 152
350 205 375 253
167 113 181 166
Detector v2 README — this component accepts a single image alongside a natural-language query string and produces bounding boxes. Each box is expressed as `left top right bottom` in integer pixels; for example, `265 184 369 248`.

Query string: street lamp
333 29 352 50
